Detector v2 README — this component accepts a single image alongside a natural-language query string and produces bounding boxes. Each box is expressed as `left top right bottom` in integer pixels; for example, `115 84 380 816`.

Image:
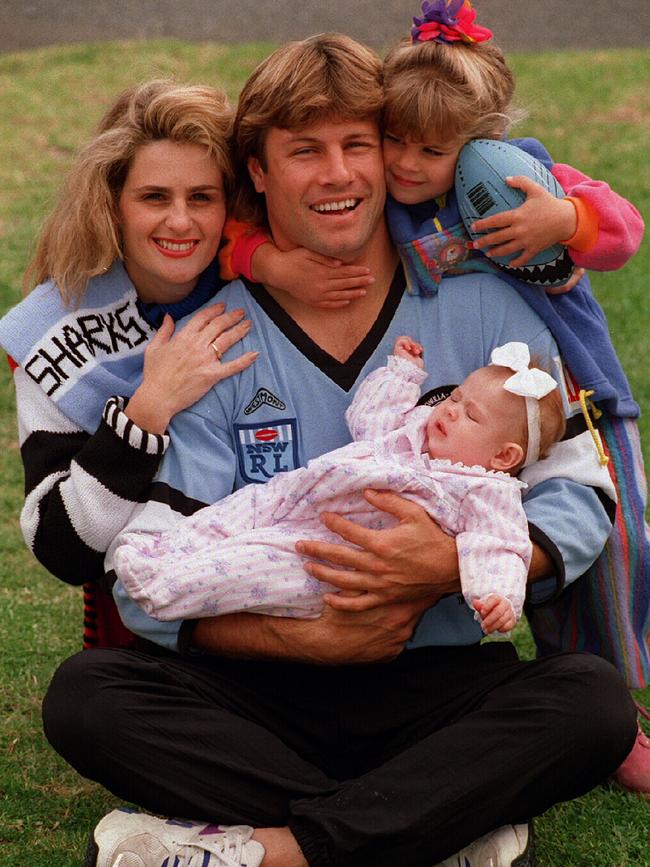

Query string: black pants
43 643 636 867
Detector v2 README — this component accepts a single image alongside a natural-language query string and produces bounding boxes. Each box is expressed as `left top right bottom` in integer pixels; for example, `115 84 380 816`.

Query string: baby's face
423 368 525 470
383 130 463 205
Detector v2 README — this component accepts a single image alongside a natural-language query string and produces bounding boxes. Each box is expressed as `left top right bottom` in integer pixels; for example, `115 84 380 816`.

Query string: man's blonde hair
230 33 384 226
25 80 233 305
383 37 521 146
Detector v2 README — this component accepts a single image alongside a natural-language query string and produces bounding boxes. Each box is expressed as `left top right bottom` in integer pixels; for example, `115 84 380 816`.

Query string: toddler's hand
393 335 424 367
471 175 577 268
473 594 516 635
252 244 374 309
544 267 585 295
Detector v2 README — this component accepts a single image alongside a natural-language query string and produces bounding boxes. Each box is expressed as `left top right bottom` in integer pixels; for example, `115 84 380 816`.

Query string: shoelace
175 826 251 867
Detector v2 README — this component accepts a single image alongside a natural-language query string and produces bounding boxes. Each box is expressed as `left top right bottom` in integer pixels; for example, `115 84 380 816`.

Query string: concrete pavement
1 0 648 54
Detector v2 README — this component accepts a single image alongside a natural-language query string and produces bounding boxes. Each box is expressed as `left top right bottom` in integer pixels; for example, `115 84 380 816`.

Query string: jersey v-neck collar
243 267 406 392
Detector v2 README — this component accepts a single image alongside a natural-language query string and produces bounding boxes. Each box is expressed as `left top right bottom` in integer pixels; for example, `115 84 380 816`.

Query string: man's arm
190 596 433 664
110 387 435 662
292 488 556 615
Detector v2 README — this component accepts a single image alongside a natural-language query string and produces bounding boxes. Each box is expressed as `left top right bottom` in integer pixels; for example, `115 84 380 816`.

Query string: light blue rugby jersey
112 269 613 651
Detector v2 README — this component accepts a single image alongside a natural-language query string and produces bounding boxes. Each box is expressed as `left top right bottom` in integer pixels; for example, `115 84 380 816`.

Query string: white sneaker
85 807 266 867
434 822 534 867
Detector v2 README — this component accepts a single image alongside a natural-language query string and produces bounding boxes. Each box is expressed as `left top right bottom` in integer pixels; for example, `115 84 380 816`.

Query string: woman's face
118 140 226 303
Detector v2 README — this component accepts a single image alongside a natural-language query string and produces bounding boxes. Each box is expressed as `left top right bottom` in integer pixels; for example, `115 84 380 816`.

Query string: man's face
248 119 386 261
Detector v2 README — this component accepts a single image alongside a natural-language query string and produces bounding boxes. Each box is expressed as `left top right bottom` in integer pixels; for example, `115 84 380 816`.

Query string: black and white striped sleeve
15 366 169 585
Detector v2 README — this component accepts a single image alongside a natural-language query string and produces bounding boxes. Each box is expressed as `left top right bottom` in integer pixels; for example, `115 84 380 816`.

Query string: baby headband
490 342 558 467
411 0 493 45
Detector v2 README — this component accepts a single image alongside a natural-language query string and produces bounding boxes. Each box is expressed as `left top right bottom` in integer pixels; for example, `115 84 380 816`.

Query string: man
43 34 636 867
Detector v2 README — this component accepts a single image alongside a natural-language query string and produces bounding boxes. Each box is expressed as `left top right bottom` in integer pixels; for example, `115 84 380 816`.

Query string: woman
0 79 256 647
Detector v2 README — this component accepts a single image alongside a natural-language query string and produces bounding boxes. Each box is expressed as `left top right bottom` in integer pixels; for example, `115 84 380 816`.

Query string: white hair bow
490 342 558 466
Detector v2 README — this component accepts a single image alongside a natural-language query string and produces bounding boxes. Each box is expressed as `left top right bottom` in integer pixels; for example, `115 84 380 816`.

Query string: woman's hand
295 489 461 611
125 303 258 433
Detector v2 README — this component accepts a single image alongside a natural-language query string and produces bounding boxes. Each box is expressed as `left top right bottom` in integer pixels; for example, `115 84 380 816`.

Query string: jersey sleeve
551 163 644 270
15 366 168 586
345 355 428 441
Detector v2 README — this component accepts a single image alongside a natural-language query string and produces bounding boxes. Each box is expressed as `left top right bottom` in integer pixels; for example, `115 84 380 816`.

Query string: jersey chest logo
243 387 287 415
235 419 299 483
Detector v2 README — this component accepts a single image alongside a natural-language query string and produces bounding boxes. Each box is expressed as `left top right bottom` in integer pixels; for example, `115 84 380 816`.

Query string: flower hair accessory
411 0 493 45
490 342 558 467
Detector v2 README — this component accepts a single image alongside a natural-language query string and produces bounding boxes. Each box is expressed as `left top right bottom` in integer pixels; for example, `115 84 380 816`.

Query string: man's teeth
156 239 196 251
312 198 358 213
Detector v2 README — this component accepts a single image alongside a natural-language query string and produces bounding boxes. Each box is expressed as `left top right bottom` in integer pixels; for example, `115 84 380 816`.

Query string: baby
114 339 565 635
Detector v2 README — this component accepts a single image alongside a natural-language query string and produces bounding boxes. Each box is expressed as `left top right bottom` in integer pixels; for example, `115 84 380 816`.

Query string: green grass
0 41 649 866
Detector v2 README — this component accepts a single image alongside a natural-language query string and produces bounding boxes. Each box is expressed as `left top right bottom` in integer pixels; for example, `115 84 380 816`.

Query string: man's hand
273 598 434 664
192 597 432 665
193 492 461 665
295 489 461 611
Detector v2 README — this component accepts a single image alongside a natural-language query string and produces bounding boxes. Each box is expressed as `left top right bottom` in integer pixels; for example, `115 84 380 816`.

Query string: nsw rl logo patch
235 419 299 483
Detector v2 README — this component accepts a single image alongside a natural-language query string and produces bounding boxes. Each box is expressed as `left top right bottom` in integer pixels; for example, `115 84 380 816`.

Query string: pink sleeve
456 480 531 620
551 163 645 271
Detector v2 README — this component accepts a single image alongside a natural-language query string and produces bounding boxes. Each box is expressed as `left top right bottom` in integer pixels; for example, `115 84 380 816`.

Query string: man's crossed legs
43 642 636 867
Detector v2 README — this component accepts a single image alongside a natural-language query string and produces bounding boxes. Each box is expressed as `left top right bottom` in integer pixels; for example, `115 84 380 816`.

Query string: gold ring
210 341 223 360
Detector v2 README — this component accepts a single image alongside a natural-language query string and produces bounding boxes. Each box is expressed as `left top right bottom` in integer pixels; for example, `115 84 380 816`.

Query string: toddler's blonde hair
383 37 523 146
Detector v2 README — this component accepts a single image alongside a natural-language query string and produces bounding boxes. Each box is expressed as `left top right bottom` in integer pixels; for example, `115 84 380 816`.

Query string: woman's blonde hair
383 37 523 146
230 33 384 226
25 80 233 305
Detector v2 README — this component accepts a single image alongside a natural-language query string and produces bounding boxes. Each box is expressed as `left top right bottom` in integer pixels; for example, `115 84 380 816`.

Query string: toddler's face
383 130 462 205
423 367 525 471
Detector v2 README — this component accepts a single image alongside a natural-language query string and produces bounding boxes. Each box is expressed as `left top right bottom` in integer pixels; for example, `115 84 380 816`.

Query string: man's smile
310 198 361 214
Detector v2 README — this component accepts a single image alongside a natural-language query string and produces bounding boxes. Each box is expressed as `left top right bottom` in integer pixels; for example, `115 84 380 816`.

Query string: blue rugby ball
455 139 574 287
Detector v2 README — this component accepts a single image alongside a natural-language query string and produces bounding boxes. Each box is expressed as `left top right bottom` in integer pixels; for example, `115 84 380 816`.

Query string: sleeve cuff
387 354 429 384
231 229 270 282
526 521 566 605
218 217 270 282
178 619 206 657
561 196 599 252
103 396 169 457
